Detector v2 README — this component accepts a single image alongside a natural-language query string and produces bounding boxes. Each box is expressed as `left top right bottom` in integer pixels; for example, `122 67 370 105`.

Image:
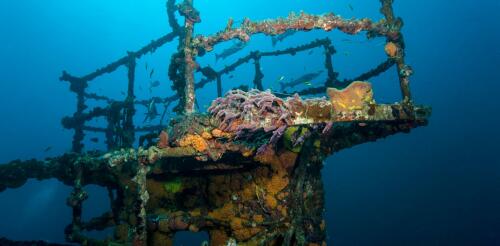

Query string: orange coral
208 203 235 221
265 168 289 195
201 131 212 140
211 128 231 138
240 183 256 202
178 134 208 152
327 81 374 112
209 230 229 246
230 217 261 241
253 214 264 223
265 194 278 209
384 41 398 58
254 146 281 166
279 151 298 171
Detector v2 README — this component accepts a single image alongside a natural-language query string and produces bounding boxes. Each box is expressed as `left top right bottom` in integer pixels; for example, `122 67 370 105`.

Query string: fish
341 38 368 44
150 80 160 88
145 62 148 71
271 30 296 47
149 69 155 78
143 99 159 123
304 81 313 86
348 4 354 11
149 80 160 93
308 50 314 55
121 91 126 96
228 74 234 79
278 75 286 81
343 51 350 56
43 146 52 152
90 137 99 143
215 42 247 62
279 70 323 91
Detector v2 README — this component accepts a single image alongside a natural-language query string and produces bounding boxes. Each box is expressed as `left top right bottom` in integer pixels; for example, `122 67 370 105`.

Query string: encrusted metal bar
380 0 412 103
179 0 199 114
193 12 393 52
252 54 264 90
123 54 137 148
60 32 178 84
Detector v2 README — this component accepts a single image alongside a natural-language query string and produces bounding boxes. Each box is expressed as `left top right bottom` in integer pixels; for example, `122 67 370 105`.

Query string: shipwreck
0 0 430 245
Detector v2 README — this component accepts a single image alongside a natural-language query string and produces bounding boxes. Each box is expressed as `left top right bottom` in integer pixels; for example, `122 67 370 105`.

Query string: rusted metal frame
167 0 181 32
380 0 412 103
84 92 114 104
60 73 89 153
252 52 264 90
284 58 396 97
163 38 336 104
323 43 337 88
60 31 178 152
259 38 332 57
122 54 137 148
216 74 222 97
182 21 196 114
339 58 396 85
65 161 89 244
133 161 149 243
83 125 163 133
192 12 391 52
60 32 178 84
179 0 198 114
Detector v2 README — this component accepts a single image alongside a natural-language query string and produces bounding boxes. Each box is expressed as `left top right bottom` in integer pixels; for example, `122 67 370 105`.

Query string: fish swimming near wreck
149 80 160 92
215 42 246 62
280 71 323 91
143 99 159 123
271 30 296 47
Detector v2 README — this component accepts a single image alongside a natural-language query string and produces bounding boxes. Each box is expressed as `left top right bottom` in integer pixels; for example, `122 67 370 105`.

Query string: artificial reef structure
0 0 430 245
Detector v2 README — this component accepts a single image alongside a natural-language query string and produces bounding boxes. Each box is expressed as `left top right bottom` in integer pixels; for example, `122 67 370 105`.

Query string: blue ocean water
0 0 498 245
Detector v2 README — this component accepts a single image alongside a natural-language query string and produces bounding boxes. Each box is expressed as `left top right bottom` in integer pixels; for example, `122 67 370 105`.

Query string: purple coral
208 89 294 134
208 89 302 150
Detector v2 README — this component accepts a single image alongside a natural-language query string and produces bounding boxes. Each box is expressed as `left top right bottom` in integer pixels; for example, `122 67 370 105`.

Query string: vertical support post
65 160 88 243
123 53 136 147
181 0 197 114
63 73 88 153
323 42 337 88
285 137 326 245
380 0 412 103
73 88 86 153
253 53 264 90
216 75 222 97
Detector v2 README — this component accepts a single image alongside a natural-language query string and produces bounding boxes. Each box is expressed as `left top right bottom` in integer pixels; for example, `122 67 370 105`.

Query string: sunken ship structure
0 0 430 245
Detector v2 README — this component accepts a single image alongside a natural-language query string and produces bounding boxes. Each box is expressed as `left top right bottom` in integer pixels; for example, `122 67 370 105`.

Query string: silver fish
271 30 296 47
215 42 247 62
280 71 323 91
143 99 159 123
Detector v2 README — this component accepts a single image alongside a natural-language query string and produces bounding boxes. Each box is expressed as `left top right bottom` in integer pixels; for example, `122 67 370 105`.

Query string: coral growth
208 89 294 134
384 41 399 58
177 134 208 152
327 81 374 112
